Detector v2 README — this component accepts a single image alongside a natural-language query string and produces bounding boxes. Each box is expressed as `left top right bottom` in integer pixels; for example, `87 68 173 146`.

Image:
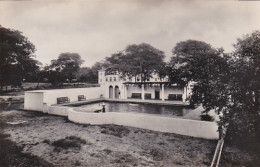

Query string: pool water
77 102 201 120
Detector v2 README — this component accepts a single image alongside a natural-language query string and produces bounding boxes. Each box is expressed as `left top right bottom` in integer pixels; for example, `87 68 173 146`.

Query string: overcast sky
0 0 260 67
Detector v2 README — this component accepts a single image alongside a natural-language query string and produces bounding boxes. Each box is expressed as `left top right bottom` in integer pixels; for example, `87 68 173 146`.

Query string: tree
171 40 226 83
170 40 230 111
171 35 260 152
76 61 109 83
106 43 166 82
222 31 260 150
47 52 83 85
0 25 39 91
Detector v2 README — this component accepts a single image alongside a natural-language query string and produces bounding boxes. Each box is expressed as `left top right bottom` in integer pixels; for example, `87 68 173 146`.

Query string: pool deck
55 98 189 107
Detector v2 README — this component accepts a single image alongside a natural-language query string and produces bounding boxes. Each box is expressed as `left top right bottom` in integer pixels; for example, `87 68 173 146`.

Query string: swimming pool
76 102 202 120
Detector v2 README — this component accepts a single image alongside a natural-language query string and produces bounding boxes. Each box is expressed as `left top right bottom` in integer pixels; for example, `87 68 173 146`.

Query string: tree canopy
77 61 109 83
223 31 260 149
46 52 83 85
0 25 39 90
170 40 226 83
106 43 166 82
170 34 260 151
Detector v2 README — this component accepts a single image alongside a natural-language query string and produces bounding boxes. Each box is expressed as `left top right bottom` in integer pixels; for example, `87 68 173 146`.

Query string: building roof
123 82 181 87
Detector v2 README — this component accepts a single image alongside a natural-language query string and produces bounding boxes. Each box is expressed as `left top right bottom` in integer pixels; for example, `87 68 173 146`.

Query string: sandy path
2 110 216 167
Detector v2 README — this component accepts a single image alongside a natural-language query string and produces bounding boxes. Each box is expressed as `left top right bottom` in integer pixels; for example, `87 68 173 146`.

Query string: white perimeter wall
43 87 103 105
68 110 219 139
24 87 103 111
24 92 44 111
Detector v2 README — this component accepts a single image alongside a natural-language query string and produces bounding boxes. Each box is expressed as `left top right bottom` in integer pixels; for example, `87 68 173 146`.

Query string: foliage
77 61 109 83
0 25 39 90
51 136 87 151
106 43 166 82
45 52 83 85
171 40 226 82
171 34 260 151
171 40 229 111
222 31 260 150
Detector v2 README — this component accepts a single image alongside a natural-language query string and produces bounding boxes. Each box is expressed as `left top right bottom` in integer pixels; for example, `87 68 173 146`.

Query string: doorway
109 86 113 98
115 85 120 99
155 90 160 99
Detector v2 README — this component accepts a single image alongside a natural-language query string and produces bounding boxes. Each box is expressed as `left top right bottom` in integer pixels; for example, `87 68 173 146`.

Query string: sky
0 0 260 67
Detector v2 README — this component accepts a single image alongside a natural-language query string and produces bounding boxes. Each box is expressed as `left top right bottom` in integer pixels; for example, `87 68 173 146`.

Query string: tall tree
77 61 109 83
223 31 260 149
170 40 225 83
171 35 260 152
47 52 83 84
106 43 166 82
0 25 38 91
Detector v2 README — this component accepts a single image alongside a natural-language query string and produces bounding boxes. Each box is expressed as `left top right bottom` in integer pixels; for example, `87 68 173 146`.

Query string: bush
100 125 130 138
51 136 87 151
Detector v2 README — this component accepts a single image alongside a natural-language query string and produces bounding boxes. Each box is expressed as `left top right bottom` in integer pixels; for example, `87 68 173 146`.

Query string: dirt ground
1 108 218 167
1 93 259 167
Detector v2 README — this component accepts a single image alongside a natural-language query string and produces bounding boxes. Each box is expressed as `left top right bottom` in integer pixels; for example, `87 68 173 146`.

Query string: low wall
24 92 44 111
43 87 103 105
47 106 72 116
24 87 103 111
68 110 219 139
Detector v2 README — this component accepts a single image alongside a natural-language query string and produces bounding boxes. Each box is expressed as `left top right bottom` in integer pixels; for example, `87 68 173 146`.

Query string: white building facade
98 68 194 103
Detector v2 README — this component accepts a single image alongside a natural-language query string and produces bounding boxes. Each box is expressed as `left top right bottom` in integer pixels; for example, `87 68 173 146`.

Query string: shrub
51 136 87 151
100 125 130 138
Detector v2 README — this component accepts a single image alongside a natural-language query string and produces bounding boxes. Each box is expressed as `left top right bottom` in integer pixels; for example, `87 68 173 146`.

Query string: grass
100 125 130 138
149 148 165 161
0 116 54 167
51 136 88 152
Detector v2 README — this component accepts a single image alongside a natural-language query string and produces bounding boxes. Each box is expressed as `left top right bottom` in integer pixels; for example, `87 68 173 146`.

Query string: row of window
100 75 168 83
100 77 117 82
106 77 117 82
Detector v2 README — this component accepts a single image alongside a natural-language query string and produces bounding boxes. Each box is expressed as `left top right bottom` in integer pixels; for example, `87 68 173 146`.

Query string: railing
210 125 228 167
210 139 225 167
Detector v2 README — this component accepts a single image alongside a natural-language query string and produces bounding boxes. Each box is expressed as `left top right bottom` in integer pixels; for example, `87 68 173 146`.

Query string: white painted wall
24 92 44 111
26 98 218 139
47 106 73 116
43 87 103 105
24 87 103 111
68 110 219 139
101 82 125 99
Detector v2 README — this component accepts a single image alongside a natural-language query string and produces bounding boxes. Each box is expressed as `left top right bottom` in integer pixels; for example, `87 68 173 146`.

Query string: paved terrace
55 98 189 107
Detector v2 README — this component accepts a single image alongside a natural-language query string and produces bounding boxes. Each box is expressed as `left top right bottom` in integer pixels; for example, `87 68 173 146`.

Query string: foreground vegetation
0 101 54 167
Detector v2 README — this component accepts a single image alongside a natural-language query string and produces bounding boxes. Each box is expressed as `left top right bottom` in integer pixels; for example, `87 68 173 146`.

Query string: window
155 78 157 81
106 77 108 81
137 78 140 82
114 77 116 81
147 79 150 81
100 72 102 76
110 77 112 81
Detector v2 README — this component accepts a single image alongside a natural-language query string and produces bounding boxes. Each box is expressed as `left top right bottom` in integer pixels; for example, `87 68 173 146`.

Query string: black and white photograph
0 0 259 166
